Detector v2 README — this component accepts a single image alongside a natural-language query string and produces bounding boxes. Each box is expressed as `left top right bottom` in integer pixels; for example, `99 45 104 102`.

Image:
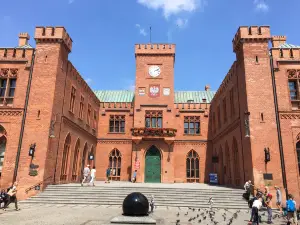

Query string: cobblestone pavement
0 204 289 225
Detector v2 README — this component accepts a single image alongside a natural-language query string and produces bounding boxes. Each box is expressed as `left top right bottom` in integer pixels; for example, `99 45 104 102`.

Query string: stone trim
97 138 132 144
280 114 300 119
0 68 19 78
0 109 23 116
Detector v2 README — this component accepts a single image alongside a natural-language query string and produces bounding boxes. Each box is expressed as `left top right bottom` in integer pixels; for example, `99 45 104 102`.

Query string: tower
134 43 176 128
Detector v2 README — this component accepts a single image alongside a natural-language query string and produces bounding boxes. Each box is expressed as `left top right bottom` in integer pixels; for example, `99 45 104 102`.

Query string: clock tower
134 43 175 128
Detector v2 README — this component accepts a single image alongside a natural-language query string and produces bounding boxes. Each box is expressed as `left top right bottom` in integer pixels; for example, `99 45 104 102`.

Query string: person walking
89 166 96 186
252 197 263 225
3 182 19 211
0 189 7 208
150 195 155 213
132 170 137 183
81 165 90 186
105 167 111 183
244 180 253 200
286 194 296 225
265 191 273 224
292 196 298 225
274 186 282 214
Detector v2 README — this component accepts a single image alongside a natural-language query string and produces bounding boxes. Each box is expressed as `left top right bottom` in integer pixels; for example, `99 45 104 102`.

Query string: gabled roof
16 44 33 49
93 90 216 103
279 43 300 49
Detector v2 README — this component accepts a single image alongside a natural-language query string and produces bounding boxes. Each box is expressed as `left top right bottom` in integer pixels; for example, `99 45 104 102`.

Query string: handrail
25 176 53 194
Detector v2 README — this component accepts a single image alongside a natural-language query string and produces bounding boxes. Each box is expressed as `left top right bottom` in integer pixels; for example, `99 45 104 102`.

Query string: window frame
0 77 17 106
69 86 76 113
145 111 163 128
184 116 201 135
87 104 91 126
79 95 84 120
109 115 125 133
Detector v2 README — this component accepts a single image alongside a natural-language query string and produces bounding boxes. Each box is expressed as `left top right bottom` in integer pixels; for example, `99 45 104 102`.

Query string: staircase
21 182 248 209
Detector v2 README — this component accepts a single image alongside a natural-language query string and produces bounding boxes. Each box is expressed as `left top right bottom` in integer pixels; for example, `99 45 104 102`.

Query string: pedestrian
292 196 298 225
248 194 258 224
265 191 273 224
150 195 155 213
252 197 263 225
3 182 19 211
243 180 253 200
0 189 7 208
81 164 90 186
89 166 96 186
105 167 111 183
208 197 214 211
286 194 296 225
132 170 137 183
274 186 282 214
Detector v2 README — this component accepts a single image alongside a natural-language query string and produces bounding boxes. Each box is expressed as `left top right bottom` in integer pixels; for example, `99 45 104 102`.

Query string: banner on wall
209 173 218 184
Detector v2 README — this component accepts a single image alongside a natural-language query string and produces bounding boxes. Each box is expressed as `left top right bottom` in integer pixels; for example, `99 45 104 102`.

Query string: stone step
20 200 249 209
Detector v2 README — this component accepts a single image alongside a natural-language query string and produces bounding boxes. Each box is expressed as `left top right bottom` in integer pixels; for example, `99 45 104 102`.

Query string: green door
145 146 161 183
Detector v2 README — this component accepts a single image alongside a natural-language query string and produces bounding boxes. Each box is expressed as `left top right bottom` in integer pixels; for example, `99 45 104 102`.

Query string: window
109 148 121 181
145 111 162 128
0 78 17 105
184 116 200 135
69 86 76 113
223 98 227 123
297 141 300 174
230 88 235 117
289 81 298 100
186 150 200 183
87 104 91 126
109 115 125 133
217 105 221 129
93 110 97 129
79 96 84 119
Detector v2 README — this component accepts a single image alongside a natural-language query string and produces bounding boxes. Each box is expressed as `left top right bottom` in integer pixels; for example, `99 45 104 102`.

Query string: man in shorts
81 165 90 186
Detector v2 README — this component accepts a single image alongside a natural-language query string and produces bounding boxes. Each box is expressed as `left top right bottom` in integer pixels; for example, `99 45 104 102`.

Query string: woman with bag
3 182 19 211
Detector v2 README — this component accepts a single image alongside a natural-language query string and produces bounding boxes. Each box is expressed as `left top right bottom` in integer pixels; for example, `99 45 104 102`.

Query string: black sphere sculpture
122 192 149 216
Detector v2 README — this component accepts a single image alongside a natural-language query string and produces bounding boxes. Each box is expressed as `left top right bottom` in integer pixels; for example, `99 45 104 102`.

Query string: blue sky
0 0 299 91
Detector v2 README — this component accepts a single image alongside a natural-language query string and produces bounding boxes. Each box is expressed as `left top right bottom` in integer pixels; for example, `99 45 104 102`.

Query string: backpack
287 199 296 212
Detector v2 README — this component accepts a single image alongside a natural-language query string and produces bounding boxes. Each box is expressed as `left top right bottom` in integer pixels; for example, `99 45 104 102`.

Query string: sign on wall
138 88 146 96
149 85 160 98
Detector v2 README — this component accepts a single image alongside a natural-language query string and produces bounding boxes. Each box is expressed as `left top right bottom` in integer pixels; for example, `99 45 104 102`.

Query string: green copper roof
279 43 300 49
94 90 135 102
16 44 33 49
175 91 216 103
94 90 216 103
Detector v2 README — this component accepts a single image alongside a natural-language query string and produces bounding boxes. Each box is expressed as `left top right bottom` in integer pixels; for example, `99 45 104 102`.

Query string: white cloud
176 18 188 28
85 78 93 84
137 0 202 19
135 24 148 36
254 0 269 12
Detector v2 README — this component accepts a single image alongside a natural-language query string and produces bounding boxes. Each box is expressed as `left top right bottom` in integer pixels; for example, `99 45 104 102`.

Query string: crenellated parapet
211 62 237 102
67 61 100 106
232 26 271 52
135 43 175 56
35 26 73 52
0 48 34 66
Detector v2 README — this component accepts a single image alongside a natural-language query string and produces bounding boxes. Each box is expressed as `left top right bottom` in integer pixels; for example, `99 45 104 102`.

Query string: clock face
163 88 170 96
148 65 161 78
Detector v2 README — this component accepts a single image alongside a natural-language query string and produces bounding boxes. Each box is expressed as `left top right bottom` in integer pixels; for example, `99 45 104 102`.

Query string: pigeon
233 212 238 219
177 212 180 217
188 218 192 222
176 219 180 225
185 212 188 216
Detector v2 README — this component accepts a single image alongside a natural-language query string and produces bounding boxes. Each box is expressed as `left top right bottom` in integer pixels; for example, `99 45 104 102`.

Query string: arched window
186 150 200 183
0 125 7 177
72 139 80 181
296 141 300 173
232 137 240 186
60 134 71 181
109 148 121 181
225 141 232 185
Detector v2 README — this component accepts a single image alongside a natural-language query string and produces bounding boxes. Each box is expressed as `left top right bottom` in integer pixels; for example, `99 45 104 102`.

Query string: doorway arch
145 146 161 183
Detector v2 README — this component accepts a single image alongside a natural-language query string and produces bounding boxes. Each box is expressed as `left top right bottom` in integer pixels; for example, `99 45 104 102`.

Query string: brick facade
1 25 300 204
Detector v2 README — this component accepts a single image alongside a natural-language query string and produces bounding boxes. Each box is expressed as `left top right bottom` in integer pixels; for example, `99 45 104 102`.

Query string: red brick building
0 25 300 202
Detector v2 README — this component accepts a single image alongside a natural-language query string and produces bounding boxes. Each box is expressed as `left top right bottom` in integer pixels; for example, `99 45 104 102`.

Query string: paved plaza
0 203 290 225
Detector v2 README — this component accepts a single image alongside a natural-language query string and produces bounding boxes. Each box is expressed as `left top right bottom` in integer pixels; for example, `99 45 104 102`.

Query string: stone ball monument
122 192 149 216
